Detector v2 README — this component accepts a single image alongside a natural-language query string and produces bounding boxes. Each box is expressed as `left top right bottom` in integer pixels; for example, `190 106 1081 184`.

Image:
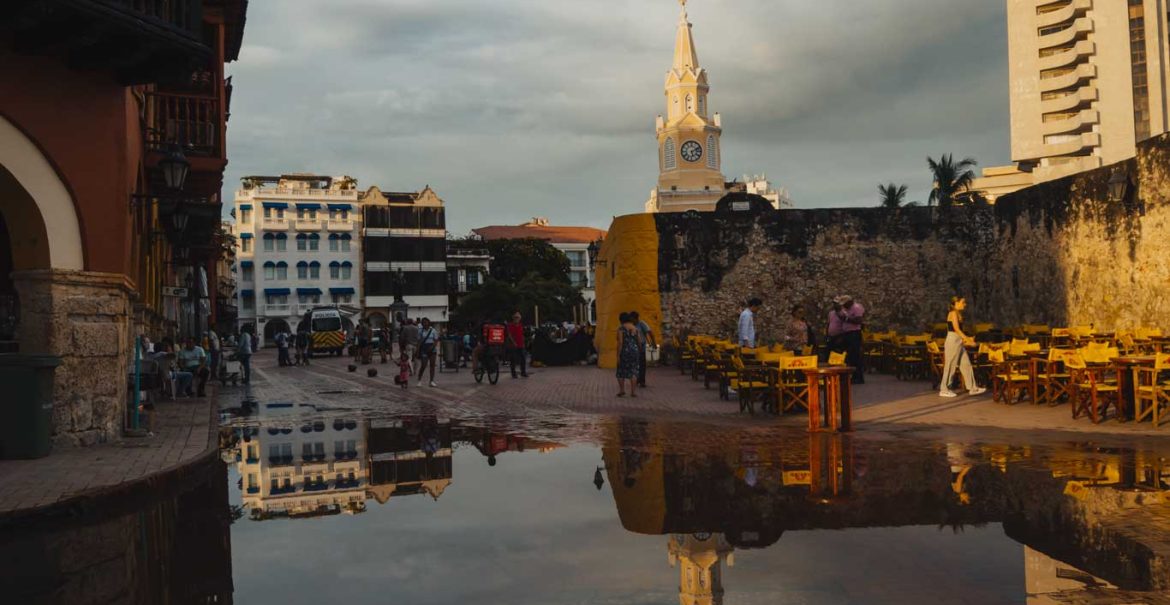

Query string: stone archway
264 318 291 342
0 114 83 272
366 312 388 329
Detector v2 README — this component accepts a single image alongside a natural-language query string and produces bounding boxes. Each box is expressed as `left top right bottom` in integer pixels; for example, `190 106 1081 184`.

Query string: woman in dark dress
616 312 642 398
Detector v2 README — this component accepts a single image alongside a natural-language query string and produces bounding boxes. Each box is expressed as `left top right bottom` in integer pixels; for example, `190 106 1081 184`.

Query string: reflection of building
234 174 363 345
472 218 607 323
237 405 368 520
360 186 449 326
668 533 733 605
973 0 1170 200
367 417 453 504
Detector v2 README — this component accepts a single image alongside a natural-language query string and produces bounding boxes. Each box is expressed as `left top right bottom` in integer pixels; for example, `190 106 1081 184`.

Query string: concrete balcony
1041 86 1097 114
1039 16 1092 50
1041 131 1100 157
1036 0 1091 30
262 218 289 230
326 220 353 231
264 304 292 315
1040 109 1098 136
294 219 321 231
1039 62 1095 93
1038 39 1094 72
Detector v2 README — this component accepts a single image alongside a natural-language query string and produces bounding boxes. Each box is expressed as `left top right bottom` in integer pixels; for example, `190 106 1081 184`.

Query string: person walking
631 311 656 388
939 296 987 397
837 295 866 384
275 330 291 367
400 318 420 377
416 317 440 387
238 327 253 384
506 311 528 378
294 329 310 366
616 312 642 398
737 298 761 348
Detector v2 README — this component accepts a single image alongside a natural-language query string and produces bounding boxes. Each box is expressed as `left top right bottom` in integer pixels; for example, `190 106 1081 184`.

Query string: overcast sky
224 0 1010 234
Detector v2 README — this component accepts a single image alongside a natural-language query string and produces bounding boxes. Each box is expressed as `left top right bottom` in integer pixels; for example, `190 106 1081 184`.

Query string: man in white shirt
738 298 762 348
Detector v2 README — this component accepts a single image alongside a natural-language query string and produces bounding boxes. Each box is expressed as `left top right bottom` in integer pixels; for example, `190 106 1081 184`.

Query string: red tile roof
473 224 606 244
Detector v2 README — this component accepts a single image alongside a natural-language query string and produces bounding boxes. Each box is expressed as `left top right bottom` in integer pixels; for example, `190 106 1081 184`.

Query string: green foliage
484 238 571 286
878 183 909 209
454 276 585 325
927 154 978 209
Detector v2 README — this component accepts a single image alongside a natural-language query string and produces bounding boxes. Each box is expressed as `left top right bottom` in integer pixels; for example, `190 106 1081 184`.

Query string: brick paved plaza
4 348 1170 521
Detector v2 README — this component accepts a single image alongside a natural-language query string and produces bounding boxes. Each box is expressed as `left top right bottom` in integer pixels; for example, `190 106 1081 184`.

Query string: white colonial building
234 174 363 346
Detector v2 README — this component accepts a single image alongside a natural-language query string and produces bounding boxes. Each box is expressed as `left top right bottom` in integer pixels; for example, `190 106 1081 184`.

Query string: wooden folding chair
1134 353 1170 426
1035 348 1074 406
729 356 772 415
778 356 818 413
990 349 1030 404
1067 353 1121 424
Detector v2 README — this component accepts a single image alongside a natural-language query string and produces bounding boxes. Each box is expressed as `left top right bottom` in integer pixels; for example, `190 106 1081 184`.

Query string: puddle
7 401 1170 604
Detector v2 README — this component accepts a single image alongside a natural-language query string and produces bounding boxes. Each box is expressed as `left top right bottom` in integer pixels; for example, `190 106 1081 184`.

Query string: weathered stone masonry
600 134 1170 350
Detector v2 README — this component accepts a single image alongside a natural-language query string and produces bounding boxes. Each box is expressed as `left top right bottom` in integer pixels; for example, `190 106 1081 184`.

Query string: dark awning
264 288 291 296
296 203 322 209
239 232 253 239
297 288 323 295
327 204 352 211
329 288 355 295
262 202 289 209
240 290 255 297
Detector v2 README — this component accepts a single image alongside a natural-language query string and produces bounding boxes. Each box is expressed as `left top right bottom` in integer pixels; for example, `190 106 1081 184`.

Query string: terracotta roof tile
473 224 606 244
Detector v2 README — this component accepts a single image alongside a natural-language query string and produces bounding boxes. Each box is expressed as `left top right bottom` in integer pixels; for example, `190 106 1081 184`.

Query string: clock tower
646 0 727 213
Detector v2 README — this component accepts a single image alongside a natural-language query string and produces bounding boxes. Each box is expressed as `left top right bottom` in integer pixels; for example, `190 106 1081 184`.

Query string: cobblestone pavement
0 393 215 518
220 350 1170 440
7 348 1170 520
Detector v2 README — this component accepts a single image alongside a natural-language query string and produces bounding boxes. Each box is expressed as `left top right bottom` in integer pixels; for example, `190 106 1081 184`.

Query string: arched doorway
264 318 291 342
366 312 387 329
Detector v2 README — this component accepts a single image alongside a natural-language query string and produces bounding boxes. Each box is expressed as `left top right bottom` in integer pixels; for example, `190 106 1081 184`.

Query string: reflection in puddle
9 400 1170 603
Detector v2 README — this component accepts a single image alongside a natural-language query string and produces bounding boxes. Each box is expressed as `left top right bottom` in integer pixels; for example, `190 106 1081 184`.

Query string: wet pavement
8 354 1170 604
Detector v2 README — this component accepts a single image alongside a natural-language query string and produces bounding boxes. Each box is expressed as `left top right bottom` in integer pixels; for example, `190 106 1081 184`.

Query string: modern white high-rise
975 0 1170 199
234 174 363 346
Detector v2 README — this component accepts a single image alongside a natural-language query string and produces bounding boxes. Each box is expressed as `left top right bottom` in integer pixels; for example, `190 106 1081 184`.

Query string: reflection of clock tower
646 0 727 214
667 533 734 605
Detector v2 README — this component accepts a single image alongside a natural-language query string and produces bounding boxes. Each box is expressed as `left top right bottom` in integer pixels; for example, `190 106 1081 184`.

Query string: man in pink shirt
837 295 865 383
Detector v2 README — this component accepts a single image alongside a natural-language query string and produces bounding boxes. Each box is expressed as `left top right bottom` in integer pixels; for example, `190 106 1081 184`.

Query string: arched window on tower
698 95 706 116
664 138 677 170
685 94 694 114
673 95 679 117
707 135 718 169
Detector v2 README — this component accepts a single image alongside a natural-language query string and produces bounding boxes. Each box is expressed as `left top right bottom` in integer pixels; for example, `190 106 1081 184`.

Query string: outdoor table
804 366 854 433
1112 355 1156 422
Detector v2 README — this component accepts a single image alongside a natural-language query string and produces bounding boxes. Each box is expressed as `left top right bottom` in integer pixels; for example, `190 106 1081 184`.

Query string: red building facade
0 0 247 445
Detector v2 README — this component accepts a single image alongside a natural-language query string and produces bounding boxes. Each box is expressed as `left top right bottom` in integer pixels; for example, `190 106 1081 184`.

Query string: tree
454 276 584 325
878 183 908 209
927 154 978 209
483 238 572 286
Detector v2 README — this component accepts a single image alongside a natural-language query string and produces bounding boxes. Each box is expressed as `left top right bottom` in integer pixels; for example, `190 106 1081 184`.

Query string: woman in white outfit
940 296 987 397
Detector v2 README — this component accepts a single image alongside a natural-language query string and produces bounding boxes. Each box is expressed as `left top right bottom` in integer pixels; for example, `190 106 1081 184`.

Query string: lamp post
160 144 190 192
1107 167 1143 216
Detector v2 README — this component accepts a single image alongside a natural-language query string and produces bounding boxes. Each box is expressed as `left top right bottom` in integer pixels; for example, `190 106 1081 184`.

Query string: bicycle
474 344 502 385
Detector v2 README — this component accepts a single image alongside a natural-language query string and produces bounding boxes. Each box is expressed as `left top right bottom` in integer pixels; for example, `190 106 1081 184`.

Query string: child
393 350 412 389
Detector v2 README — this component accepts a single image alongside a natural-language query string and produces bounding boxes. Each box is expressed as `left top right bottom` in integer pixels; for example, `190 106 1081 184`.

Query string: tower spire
673 0 699 72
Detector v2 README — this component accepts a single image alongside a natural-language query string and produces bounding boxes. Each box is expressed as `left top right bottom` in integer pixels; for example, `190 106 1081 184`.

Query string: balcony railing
115 0 202 36
294 219 321 231
326 220 352 231
264 304 291 315
262 218 289 230
146 91 222 157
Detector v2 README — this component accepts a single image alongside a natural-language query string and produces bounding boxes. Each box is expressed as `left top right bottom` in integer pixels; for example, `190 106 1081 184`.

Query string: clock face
680 140 703 162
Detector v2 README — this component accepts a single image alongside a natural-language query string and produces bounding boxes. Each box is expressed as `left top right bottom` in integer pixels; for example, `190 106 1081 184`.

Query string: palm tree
927 154 978 208
878 183 908 209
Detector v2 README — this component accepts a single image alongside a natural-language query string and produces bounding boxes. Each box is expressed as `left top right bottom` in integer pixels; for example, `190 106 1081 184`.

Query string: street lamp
1107 168 1131 204
171 202 190 233
160 145 190 192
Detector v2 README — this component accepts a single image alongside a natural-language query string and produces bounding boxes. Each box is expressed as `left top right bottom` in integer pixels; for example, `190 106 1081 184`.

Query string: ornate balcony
3 0 212 85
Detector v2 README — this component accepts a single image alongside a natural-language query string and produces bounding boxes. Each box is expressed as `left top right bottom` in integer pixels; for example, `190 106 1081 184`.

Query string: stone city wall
649 134 1170 346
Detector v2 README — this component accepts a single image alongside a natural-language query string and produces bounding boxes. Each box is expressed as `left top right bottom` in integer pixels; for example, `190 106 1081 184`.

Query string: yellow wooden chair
990 348 1030 404
728 355 772 414
778 356 818 413
926 341 944 386
1066 352 1120 424
1035 348 1075 406
1134 353 1170 426
827 351 847 366
894 335 929 381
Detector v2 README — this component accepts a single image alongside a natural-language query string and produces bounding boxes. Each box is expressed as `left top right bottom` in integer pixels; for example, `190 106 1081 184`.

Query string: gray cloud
224 0 1010 231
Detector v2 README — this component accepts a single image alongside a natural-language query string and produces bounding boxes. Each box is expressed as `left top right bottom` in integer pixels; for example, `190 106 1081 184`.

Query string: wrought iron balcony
4 0 212 85
145 91 223 158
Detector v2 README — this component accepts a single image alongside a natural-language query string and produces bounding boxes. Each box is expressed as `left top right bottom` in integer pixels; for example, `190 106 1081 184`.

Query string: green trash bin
0 354 62 459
